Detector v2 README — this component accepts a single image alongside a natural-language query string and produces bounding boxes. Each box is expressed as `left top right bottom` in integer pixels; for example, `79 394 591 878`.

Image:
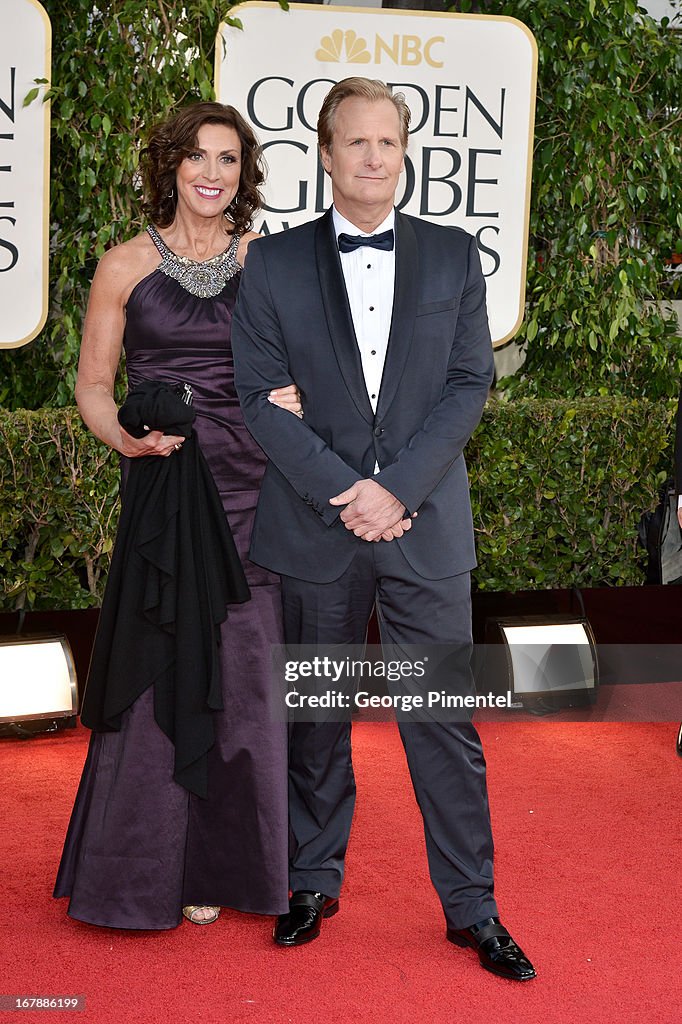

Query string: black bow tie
338 229 394 254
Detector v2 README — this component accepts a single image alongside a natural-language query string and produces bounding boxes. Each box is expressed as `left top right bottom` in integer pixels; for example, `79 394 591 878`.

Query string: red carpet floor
1 721 680 1024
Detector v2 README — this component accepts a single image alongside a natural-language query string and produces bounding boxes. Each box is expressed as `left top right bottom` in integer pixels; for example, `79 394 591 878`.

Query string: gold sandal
182 905 220 925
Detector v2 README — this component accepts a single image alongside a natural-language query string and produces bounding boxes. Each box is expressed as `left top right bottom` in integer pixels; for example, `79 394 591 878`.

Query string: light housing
0 634 78 728
483 615 598 710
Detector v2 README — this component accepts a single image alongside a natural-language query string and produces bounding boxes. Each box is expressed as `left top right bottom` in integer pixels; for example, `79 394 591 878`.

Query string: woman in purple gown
54 103 299 929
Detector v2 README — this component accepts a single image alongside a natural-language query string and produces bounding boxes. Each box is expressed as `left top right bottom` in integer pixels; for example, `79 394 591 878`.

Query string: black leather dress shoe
447 917 536 981
273 891 339 947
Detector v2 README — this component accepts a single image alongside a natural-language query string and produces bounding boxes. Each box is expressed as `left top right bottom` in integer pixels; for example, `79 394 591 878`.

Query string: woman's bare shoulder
94 230 161 302
98 230 158 272
236 230 262 268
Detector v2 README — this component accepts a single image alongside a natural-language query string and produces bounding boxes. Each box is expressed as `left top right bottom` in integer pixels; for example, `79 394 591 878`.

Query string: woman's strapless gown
54 256 290 929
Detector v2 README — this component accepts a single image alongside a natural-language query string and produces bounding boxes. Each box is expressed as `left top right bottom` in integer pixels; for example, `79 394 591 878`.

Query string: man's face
320 97 405 222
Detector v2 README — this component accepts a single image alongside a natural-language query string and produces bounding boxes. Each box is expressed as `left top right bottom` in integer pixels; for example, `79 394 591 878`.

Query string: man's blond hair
317 77 411 152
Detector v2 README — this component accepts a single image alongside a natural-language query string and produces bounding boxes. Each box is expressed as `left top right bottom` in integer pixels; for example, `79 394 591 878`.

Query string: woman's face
175 122 242 220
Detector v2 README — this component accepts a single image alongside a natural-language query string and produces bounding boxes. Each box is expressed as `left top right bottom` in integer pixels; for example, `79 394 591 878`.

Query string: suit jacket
231 208 494 583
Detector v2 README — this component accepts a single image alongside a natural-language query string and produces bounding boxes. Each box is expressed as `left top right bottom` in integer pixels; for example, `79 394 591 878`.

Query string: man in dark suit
232 77 535 981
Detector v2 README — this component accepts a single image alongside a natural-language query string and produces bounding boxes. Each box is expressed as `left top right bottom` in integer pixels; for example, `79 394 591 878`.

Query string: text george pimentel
285 691 513 710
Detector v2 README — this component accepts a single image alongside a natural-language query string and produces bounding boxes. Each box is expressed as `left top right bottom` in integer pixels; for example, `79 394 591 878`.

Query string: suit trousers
280 538 498 930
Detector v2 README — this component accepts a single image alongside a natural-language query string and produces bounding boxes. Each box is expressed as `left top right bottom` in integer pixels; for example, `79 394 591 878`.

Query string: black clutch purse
118 380 196 439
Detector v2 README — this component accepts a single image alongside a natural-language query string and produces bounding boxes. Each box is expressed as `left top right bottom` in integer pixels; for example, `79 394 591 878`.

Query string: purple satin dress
54 241 290 929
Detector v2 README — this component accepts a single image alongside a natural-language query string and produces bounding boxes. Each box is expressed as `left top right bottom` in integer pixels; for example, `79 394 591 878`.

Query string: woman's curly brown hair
139 102 265 236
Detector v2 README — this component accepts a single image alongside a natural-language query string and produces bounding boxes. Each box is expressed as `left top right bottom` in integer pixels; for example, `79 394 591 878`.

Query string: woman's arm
75 246 185 457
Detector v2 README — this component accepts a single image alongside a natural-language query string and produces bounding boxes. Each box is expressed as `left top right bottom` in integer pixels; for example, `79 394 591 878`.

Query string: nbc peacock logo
316 29 372 64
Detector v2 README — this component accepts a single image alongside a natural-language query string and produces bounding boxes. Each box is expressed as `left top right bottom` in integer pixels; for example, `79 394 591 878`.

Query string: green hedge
0 398 674 610
0 408 119 610
467 397 674 589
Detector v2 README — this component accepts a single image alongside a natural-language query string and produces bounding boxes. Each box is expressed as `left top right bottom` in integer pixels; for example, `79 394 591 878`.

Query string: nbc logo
315 29 445 68
316 29 371 64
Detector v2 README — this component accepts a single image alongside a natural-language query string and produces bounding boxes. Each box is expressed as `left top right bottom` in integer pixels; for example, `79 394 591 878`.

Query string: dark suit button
374 427 384 437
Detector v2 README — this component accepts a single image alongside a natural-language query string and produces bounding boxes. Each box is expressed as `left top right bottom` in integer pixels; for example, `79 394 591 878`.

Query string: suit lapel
376 212 419 420
315 210 374 425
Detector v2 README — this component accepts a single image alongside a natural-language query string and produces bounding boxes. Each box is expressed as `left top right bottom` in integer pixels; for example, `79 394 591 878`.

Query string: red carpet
1 721 680 1024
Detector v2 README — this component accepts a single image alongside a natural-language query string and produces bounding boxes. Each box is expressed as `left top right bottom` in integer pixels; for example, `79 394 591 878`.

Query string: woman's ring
174 443 182 450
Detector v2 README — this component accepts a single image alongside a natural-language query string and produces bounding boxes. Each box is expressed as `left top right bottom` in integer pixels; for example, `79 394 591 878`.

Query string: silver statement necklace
147 224 242 298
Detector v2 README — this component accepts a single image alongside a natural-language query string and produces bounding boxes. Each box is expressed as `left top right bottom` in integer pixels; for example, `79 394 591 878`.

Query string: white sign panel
217 4 536 346
0 0 51 349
